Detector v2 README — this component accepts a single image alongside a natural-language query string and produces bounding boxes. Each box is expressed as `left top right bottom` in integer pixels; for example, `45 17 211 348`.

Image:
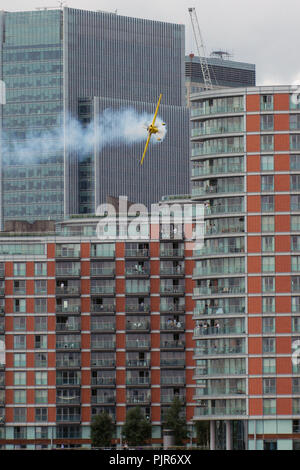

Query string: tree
164 396 188 446
195 420 210 449
91 412 115 448
122 407 151 447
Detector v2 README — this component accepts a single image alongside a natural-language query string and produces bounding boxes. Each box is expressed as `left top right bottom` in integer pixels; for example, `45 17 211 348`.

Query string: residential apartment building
191 85 300 450
0 208 197 449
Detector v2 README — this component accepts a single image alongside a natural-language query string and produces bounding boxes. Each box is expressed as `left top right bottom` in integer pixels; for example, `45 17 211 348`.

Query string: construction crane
188 7 213 90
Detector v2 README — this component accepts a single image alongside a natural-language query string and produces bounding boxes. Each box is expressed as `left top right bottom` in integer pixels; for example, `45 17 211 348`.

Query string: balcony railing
126 340 150 349
160 267 184 276
91 341 116 349
125 267 150 276
193 306 245 316
160 359 185 367
56 414 81 422
193 286 245 296
160 322 185 331
91 359 115 367
56 322 81 332
91 286 115 295
192 183 244 197
194 367 246 377
56 340 81 349
91 322 115 331
161 376 185 385
190 104 244 117
160 285 185 294
160 249 184 257
56 286 80 295
194 407 246 417
126 377 151 386
56 267 80 276
126 359 151 367
192 163 244 177
191 124 244 137
161 394 185 404
91 304 115 313
125 249 149 258
56 304 81 314
126 321 150 331
90 268 115 276
125 304 150 313
126 394 151 404
195 346 245 356
193 326 245 336
161 340 185 349
91 377 116 386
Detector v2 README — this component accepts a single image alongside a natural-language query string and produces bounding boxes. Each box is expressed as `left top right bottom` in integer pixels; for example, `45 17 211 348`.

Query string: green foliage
91 412 115 448
164 396 188 446
122 407 152 446
195 420 210 448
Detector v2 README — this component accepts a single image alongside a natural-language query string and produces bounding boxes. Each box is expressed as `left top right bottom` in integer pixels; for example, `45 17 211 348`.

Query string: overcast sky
1 0 300 86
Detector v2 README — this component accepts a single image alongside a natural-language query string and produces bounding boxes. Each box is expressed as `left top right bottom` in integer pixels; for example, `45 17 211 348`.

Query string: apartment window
14 408 26 422
35 371 47 385
263 398 276 414
291 195 300 211
262 257 275 272
261 114 274 130
263 440 277 450
261 94 273 110
263 358 276 374
292 277 300 293
262 297 275 313
292 297 300 313
263 378 276 394
35 280 47 295
261 135 274 151
14 389 26 404
13 317 26 331
293 378 300 394
14 372 26 386
14 353 26 367
35 389 48 404
35 263 47 276
35 409 48 423
14 299 26 313
35 298 47 313
261 155 274 171
262 276 275 292
262 317 275 333
34 335 47 349
14 426 26 438
14 335 26 350
262 337 276 353
261 216 274 232
261 175 274 192
291 155 300 170
262 236 274 252
35 353 47 368
13 280 26 295
35 317 47 331
261 195 274 212
13 263 26 277
292 257 300 272
35 426 48 437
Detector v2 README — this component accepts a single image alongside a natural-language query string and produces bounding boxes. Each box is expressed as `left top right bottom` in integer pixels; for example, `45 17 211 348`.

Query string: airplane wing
151 93 162 127
140 132 152 165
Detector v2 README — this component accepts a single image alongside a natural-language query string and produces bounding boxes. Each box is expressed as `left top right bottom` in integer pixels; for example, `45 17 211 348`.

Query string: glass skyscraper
0 8 189 226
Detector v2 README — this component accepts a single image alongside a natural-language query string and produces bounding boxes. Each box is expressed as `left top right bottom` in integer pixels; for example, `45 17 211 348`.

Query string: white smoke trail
2 107 167 164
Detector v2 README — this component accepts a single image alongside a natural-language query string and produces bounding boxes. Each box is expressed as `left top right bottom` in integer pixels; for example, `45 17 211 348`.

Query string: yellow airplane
140 93 165 165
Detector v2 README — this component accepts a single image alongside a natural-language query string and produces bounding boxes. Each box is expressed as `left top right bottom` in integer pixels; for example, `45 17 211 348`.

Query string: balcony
161 376 185 385
125 267 150 277
91 245 115 258
126 377 151 386
126 320 150 332
160 304 185 314
56 414 81 423
194 406 246 417
190 103 244 118
125 304 150 314
161 394 185 404
56 304 81 314
191 124 244 138
90 267 115 277
91 321 115 332
56 267 80 277
91 340 116 350
90 285 115 295
56 247 80 258
160 248 184 258
194 386 246 397
160 340 185 350
56 340 81 350
56 285 81 296
194 367 246 377
91 304 115 314
193 286 245 297
160 321 185 332
192 162 244 178
193 265 245 277
126 393 151 404
125 249 149 258
192 183 244 197
56 322 81 332
0 266 4 278
160 266 185 277
56 359 81 368
160 359 185 368
126 340 150 350
160 285 185 295
193 325 245 337
193 305 245 317
126 359 151 368
194 345 245 356
91 377 116 386
91 358 115 368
